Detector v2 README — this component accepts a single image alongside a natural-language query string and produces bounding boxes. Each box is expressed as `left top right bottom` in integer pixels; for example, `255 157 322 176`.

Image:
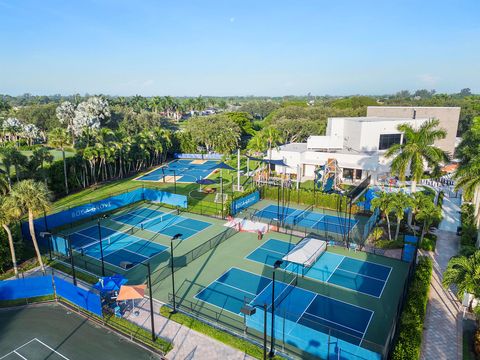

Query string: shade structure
93 274 128 292
246 156 288 167
209 162 235 171
116 285 146 301
196 179 216 185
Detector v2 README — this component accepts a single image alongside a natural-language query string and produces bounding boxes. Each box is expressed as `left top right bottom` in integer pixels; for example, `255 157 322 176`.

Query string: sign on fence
174 153 222 160
22 187 188 243
230 191 260 215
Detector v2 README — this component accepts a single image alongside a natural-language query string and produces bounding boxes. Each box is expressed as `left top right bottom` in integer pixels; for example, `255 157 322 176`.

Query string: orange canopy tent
117 285 146 301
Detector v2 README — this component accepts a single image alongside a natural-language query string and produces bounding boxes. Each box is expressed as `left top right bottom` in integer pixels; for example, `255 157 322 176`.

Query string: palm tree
416 202 442 242
10 180 52 274
371 192 394 241
0 174 8 195
0 195 21 277
454 118 480 226
410 192 434 232
385 119 450 193
30 147 54 185
49 128 70 194
0 146 13 188
443 251 480 311
390 192 412 240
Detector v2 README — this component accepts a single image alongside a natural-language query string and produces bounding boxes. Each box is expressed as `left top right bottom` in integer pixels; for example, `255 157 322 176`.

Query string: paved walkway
420 195 462 360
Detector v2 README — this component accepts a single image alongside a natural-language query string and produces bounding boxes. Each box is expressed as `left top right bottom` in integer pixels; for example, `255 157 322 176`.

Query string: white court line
34 338 70 360
333 267 387 282
302 311 366 338
359 311 375 347
286 295 317 335
0 338 70 360
378 266 393 298
325 255 346 283
13 351 27 360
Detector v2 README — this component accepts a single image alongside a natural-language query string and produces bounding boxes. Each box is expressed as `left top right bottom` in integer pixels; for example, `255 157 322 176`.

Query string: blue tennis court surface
70 225 167 269
112 207 211 240
254 204 358 235
135 159 219 183
246 239 391 298
195 268 379 360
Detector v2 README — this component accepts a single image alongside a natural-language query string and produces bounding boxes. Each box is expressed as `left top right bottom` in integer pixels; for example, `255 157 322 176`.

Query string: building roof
278 143 308 152
331 116 429 123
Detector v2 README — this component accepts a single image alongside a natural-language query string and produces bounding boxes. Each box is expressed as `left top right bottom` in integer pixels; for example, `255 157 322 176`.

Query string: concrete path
438 195 461 232
420 194 462 360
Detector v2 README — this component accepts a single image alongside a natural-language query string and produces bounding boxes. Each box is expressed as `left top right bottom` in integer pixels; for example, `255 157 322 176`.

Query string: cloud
418 73 439 87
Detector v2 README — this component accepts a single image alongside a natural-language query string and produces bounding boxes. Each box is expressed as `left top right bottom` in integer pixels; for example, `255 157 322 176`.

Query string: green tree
49 128 71 194
454 117 480 227
29 147 54 185
0 195 21 277
386 119 449 193
390 192 412 240
416 202 442 242
443 251 480 310
9 180 52 274
371 192 394 241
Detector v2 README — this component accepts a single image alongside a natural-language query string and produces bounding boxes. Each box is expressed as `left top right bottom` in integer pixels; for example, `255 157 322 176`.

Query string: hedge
391 256 432 360
259 186 361 213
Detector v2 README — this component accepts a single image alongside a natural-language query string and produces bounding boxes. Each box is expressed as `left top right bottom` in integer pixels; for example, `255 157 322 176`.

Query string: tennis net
139 209 179 230
293 205 314 225
273 274 298 309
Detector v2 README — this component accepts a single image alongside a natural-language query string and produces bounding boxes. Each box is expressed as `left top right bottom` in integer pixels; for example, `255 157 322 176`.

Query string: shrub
419 234 437 251
391 256 432 360
474 329 480 356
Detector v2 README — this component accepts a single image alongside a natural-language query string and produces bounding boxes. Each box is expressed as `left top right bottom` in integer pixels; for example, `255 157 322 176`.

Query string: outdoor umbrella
117 284 146 312
93 274 128 293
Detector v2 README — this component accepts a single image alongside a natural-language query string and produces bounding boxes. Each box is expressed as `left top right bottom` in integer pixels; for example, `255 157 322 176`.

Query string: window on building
378 134 402 150
355 169 363 180
343 168 354 180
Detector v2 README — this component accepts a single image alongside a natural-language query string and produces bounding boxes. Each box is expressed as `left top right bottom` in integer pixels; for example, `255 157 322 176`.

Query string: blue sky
0 0 478 96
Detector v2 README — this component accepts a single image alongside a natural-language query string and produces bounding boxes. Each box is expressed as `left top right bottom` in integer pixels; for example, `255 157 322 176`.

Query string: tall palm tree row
42 126 174 194
385 119 450 193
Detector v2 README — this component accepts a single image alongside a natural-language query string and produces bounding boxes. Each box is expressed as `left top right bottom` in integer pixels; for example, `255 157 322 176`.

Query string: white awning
282 237 327 267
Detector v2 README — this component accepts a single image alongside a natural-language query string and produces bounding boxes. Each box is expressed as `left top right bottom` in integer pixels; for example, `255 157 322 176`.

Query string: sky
0 0 479 96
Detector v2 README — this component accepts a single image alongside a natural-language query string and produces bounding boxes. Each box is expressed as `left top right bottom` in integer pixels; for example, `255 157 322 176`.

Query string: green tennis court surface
0 303 160 360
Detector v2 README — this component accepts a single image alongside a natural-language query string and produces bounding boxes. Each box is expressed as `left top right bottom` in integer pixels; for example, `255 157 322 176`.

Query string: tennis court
135 159 219 183
70 225 167 269
0 303 160 360
246 239 391 298
112 207 212 240
254 204 358 235
195 267 376 359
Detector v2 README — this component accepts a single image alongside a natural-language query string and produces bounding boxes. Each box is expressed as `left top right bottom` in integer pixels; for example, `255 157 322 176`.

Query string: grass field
0 302 162 360
0 149 75 175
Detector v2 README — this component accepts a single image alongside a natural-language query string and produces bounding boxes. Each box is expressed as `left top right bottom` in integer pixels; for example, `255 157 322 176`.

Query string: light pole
121 261 156 342
241 303 268 360
269 260 283 358
161 167 166 183
169 169 177 194
170 233 183 313
97 214 109 276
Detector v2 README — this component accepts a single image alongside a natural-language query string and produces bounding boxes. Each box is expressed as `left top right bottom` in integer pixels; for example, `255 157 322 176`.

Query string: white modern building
269 106 460 185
